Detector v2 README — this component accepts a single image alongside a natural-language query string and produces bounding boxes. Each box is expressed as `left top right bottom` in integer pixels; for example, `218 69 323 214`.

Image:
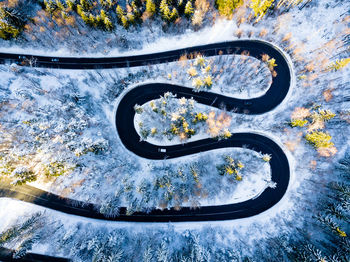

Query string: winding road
0 40 291 222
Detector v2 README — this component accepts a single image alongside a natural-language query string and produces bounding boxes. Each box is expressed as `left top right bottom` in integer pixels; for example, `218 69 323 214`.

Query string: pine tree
131 1 142 20
157 240 171 262
250 0 274 22
44 0 57 14
305 131 334 149
55 0 65 10
184 0 194 18
13 235 40 259
80 12 89 24
88 13 95 26
107 0 114 8
216 0 242 18
104 16 113 30
121 15 129 28
116 5 125 20
170 7 178 22
159 0 171 21
100 9 107 20
67 0 76 10
80 0 91 10
76 4 83 15
0 21 20 40
145 0 156 16
127 13 135 25
143 246 154 262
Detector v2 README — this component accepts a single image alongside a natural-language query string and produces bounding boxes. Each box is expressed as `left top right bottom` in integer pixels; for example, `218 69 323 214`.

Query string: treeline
40 0 198 30
0 0 310 40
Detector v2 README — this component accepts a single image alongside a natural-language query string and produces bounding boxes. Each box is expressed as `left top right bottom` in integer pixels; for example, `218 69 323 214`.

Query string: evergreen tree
146 0 156 16
0 213 42 247
89 13 95 26
100 9 107 20
250 0 274 22
67 0 77 11
121 15 129 28
80 0 92 10
157 240 171 262
159 0 171 21
13 235 40 259
215 0 242 18
131 1 142 20
104 16 113 30
0 21 20 40
116 5 125 20
107 0 115 8
170 7 179 22
0 6 26 40
76 4 84 15
184 0 194 18
143 246 154 262
55 0 65 10
328 58 350 71
80 11 90 24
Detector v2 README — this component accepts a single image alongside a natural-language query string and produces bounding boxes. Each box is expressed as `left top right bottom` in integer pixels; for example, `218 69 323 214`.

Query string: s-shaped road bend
0 40 291 223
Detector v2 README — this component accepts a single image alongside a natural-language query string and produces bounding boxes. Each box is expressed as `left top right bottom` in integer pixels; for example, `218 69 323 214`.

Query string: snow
0 20 237 57
0 0 349 259
182 148 272 206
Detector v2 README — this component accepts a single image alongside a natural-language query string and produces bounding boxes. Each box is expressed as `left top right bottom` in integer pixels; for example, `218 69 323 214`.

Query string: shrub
43 161 75 177
10 167 36 186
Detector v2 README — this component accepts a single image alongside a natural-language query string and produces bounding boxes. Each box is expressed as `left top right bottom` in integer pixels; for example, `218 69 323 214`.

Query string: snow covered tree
0 6 26 40
0 213 43 257
13 235 40 259
157 240 171 262
216 155 244 180
143 246 154 262
187 54 214 91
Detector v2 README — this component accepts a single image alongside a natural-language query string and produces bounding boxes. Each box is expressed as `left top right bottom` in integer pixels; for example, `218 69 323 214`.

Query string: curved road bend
0 40 291 222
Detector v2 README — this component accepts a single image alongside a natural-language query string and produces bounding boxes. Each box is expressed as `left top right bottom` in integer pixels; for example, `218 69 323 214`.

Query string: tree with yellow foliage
305 131 334 149
215 0 242 18
145 0 156 16
328 58 350 71
184 0 194 18
216 155 244 180
250 0 274 22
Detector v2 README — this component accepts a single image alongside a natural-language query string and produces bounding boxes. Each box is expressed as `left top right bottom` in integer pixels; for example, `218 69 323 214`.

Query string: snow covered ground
0 0 349 260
